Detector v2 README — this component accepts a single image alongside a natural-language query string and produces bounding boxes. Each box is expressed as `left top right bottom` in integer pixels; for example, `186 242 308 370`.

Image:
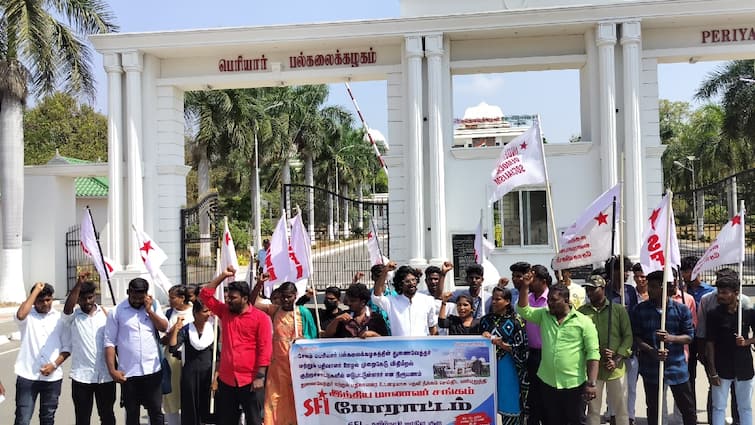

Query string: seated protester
295 286 344 332
168 300 216 425
438 292 481 335
372 262 438 336
324 283 389 338
452 264 488 318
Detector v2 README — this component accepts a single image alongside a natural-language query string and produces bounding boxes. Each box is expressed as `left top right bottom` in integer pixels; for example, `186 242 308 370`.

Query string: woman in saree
480 287 529 425
253 279 317 425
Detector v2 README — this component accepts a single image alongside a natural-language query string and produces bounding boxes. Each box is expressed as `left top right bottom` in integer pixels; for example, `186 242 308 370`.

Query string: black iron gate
180 192 222 287
65 225 95 293
283 183 389 290
674 168 755 285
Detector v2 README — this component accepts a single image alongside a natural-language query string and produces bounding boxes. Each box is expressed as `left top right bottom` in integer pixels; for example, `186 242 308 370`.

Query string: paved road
0 306 742 425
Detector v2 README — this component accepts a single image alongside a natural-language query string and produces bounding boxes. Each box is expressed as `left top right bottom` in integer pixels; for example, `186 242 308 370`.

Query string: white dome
364 128 389 150
463 102 503 120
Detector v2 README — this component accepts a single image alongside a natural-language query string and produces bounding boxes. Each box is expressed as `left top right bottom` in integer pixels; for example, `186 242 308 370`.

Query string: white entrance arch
87 0 755 296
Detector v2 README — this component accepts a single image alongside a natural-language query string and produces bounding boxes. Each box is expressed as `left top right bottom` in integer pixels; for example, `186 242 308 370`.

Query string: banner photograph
290 336 497 425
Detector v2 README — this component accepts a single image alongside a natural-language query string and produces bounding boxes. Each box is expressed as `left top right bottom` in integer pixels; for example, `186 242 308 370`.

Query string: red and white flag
692 209 745 280
218 218 240 303
488 120 547 205
265 214 292 295
640 193 681 275
553 184 621 270
289 213 312 298
132 226 172 296
366 218 384 266
474 216 494 265
80 209 115 285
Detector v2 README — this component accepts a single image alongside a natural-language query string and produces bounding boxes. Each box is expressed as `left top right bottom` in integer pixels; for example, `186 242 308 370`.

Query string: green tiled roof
46 153 109 198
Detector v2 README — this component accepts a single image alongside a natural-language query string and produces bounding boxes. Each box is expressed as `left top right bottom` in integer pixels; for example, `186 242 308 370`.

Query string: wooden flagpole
657 189 674 425
209 247 221 414
536 117 562 282
738 200 746 332
87 206 116 305
619 153 626 305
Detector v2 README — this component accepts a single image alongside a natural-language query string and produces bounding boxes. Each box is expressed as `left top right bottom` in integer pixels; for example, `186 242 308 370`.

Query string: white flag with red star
692 209 745 280
552 184 621 270
639 193 681 275
488 120 547 205
366 218 384 266
80 209 115 285
265 213 293 295
218 218 239 302
288 213 312 298
132 226 172 295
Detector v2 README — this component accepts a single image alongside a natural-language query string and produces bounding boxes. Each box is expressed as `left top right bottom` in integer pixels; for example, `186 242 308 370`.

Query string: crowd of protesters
8 254 754 425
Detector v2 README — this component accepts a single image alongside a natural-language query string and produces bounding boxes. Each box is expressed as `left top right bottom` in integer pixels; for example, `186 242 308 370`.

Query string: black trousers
540 382 587 425
216 379 264 425
642 380 696 425
121 372 164 425
71 380 116 425
527 348 544 425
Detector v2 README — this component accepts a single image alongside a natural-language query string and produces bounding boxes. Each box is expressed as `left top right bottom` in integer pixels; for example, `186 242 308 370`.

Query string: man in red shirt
200 267 272 425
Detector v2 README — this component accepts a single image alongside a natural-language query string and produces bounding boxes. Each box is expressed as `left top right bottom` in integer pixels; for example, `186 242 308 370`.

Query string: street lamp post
673 155 700 239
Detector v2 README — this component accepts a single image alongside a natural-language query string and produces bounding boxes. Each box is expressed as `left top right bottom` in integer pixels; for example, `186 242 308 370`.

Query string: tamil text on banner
552 184 621 270
488 120 546 205
290 336 497 425
639 192 681 275
691 209 745 280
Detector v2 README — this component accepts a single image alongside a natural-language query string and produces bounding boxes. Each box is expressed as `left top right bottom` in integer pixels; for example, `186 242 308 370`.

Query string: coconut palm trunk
0 93 26 302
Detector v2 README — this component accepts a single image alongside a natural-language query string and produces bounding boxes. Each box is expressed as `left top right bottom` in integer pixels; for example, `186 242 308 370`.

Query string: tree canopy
24 92 107 165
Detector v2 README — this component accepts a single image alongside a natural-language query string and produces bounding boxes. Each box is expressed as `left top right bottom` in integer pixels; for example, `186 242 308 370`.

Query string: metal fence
180 192 221 287
674 167 755 285
283 183 389 290
65 225 103 298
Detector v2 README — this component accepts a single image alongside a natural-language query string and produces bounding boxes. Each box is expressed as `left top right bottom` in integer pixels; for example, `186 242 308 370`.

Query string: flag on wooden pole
553 184 621 270
691 208 745 280
639 192 680 275
218 217 239 303
488 120 546 205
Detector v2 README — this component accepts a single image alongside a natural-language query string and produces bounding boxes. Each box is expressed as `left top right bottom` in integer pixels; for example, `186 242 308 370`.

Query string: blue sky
90 0 722 143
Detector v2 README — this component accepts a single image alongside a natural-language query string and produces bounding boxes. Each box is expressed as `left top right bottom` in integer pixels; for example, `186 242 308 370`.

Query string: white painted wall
23 175 76 296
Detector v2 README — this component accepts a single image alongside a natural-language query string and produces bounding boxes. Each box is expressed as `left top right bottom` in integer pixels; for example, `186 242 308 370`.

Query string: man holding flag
631 270 695 425
200 266 272 425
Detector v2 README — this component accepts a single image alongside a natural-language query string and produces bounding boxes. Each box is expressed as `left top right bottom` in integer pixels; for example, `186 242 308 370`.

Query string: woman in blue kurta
480 287 529 425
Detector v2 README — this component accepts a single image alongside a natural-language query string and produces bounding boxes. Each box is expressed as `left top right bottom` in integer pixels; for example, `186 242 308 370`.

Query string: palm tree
696 60 755 145
0 1 117 301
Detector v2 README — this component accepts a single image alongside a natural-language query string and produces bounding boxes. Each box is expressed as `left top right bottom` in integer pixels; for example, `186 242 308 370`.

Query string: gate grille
283 184 388 290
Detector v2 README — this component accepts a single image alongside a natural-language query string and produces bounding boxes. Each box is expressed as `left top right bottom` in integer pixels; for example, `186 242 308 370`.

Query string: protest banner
290 336 497 425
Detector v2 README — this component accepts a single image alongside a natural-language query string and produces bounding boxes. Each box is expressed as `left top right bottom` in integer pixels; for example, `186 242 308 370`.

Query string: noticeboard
451 233 476 285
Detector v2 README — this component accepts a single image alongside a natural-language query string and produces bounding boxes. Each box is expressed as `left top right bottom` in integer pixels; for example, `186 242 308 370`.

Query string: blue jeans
712 378 753 425
14 377 62 425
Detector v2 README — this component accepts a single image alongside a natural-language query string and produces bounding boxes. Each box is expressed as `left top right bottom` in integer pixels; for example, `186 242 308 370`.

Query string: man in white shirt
372 262 438 336
104 278 168 425
63 276 115 425
14 282 70 425
421 263 456 335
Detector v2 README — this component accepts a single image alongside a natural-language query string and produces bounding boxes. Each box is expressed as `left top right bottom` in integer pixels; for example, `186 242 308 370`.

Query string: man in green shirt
518 272 600 425
579 274 633 425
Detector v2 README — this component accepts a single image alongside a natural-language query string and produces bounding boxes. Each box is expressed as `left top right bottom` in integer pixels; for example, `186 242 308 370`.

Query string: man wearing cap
579 274 633 425
631 271 695 425
104 278 169 425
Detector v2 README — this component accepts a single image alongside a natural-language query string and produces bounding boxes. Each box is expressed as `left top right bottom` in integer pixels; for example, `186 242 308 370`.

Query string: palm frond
47 0 119 34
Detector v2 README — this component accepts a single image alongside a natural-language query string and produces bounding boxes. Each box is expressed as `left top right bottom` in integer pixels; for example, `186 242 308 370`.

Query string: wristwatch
255 372 266 380
586 381 596 387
